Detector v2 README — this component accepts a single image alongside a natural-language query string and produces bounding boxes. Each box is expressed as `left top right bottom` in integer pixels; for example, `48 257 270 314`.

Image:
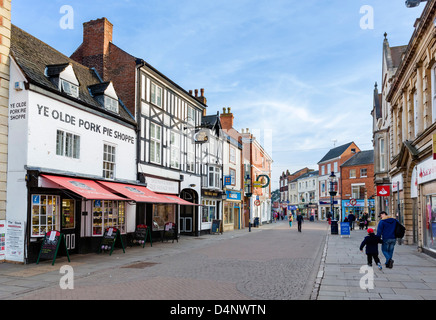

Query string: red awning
158 193 202 206
97 181 170 203
41 175 126 200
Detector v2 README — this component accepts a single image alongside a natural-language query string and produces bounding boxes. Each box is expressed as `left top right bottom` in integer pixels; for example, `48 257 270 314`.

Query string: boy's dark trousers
366 253 380 266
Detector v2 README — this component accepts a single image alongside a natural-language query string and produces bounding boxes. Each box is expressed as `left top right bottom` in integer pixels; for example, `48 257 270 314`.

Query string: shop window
150 122 161 164
224 202 235 225
92 200 125 236
202 200 216 222
153 204 175 230
31 195 60 236
103 144 116 179
62 199 75 229
56 130 80 159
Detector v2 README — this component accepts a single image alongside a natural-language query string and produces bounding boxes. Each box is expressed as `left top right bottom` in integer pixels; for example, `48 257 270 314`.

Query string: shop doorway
180 189 198 235
61 198 79 254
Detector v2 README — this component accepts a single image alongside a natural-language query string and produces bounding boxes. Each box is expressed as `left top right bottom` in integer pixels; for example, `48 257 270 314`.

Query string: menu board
133 225 152 248
0 221 5 260
37 230 70 265
99 227 125 255
211 219 221 234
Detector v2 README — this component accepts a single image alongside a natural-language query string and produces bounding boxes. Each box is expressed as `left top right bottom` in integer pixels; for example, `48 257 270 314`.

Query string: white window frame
187 138 195 172
103 143 116 179
151 82 162 107
31 195 60 237
56 129 80 159
104 95 119 113
150 123 162 164
230 146 236 164
349 169 356 179
170 131 180 169
432 64 436 123
360 168 367 177
60 79 79 98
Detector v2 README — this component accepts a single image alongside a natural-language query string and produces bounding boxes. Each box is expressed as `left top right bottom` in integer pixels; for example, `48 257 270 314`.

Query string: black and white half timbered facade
137 66 206 236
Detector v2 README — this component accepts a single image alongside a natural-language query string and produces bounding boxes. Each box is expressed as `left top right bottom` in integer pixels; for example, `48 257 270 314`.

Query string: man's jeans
381 238 396 264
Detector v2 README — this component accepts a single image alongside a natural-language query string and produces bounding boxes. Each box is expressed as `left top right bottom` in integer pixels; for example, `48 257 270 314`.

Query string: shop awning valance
40 175 126 200
97 181 170 203
158 193 202 206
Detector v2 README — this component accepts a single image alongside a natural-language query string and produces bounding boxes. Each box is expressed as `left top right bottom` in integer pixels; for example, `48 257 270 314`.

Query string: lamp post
245 174 252 232
329 171 338 235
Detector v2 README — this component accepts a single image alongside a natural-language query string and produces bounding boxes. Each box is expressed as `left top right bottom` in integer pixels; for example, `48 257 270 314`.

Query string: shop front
319 200 339 221
417 157 436 255
223 189 242 231
201 190 222 235
341 199 375 224
26 173 133 262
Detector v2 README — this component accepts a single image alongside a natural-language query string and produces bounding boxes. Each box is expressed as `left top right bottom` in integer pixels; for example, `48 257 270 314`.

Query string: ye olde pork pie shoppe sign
36 103 135 144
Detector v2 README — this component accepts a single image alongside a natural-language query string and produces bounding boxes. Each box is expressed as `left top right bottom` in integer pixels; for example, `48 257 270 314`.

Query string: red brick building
340 150 375 222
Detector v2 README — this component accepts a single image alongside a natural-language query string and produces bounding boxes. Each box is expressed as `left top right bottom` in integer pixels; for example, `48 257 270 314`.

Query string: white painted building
7 25 138 263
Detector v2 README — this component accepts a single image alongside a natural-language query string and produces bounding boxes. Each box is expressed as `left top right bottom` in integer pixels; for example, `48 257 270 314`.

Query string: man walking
376 211 397 268
348 212 356 231
297 212 304 232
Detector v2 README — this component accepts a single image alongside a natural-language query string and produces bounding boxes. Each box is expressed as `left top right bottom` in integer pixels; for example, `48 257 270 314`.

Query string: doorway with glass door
61 198 79 254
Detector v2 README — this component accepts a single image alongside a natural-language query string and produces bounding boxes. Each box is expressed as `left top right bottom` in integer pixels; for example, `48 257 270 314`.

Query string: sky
11 0 426 189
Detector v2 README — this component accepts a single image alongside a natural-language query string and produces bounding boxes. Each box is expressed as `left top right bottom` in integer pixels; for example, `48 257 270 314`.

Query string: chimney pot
227 107 231 113
189 90 193 95
223 107 226 113
200 88 204 97
195 89 198 97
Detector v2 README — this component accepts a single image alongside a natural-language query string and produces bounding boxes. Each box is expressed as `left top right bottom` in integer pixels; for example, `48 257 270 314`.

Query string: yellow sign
433 134 436 160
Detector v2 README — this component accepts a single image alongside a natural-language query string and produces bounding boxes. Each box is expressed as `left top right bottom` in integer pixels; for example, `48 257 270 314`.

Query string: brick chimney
71 18 113 80
220 107 234 130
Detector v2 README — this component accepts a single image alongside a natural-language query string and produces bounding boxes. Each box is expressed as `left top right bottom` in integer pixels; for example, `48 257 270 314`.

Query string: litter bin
254 217 259 227
330 220 338 235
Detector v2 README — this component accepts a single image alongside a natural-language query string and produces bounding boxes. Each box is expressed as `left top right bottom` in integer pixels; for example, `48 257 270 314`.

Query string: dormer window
61 79 79 98
45 63 80 99
88 81 119 114
104 95 118 113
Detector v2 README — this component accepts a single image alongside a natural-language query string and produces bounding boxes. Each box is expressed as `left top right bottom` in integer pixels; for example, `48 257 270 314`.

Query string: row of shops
0 23 252 264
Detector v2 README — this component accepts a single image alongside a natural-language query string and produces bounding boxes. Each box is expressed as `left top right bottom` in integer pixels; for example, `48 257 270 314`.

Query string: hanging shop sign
194 129 209 144
254 199 261 206
225 190 241 201
376 185 390 197
349 198 357 206
224 176 232 186
254 174 270 188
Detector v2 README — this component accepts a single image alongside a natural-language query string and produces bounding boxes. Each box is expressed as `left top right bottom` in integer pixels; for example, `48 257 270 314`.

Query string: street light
329 171 338 235
405 0 428 7
245 174 252 232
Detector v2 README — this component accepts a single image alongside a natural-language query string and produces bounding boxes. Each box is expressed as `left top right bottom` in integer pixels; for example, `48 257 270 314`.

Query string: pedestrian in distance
289 214 293 228
362 212 370 230
360 228 383 270
327 212 332 225
376 211 397 269
348 212 356 230
296 212 303 232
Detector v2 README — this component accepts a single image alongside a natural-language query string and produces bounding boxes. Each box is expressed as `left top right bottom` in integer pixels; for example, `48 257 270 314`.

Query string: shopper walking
359 228 383 270
348 212 356 231
289 214 293 228
297 213 303 232
376 211 397 268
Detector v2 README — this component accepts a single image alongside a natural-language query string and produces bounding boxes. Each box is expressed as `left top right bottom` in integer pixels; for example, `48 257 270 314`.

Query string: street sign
254 200 260 206
350 198 357 206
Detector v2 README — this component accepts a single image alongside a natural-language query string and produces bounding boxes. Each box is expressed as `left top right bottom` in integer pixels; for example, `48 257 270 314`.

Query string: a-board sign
211 219 222 234
163 222 178 243
98 227 126 255
340 222 350 237
37 230 70 265
133 224 152 248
